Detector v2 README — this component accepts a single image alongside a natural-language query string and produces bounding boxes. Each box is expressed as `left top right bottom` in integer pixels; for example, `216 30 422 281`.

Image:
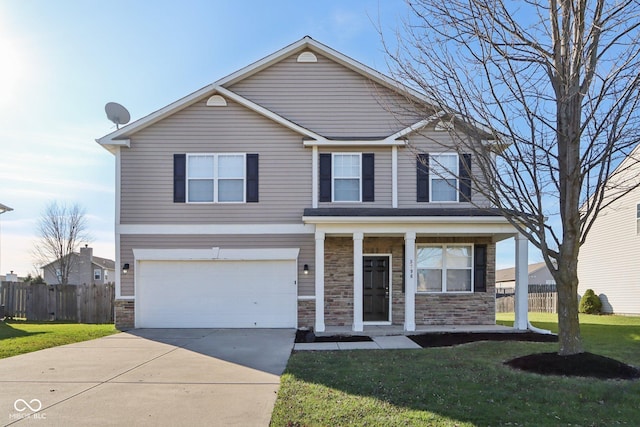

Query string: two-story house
97 37 530 331
578 143 640 315
42 245 115 285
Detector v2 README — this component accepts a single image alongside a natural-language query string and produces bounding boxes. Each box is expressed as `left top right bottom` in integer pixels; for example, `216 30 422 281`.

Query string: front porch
303 208 532 334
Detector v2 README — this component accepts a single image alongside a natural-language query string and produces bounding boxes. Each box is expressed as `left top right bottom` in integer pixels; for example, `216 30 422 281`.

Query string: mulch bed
505 352 640 380
408 332 558 348
295 329 372 343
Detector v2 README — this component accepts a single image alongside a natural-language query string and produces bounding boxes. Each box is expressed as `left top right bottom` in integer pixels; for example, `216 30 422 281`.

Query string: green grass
0 320 117 359
272 314 640 426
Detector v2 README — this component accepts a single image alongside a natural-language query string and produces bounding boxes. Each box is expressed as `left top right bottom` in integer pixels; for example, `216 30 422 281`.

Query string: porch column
315 231 325 332
353 232 364 332
404 231 416 331
514 233 529 330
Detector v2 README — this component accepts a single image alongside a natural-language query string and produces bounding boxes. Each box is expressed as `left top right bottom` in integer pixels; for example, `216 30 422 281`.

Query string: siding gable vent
206 95 227 107
297 51 318 63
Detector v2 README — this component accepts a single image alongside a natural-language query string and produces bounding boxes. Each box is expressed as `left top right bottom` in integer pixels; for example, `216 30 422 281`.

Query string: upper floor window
333 153 361 202
430 154 458 202
94 269 102 281
417 244 473 293
417 153 471 203
187 154 245 203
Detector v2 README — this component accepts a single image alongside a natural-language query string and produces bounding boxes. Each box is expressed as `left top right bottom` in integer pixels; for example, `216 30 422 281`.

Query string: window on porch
416 244 473 292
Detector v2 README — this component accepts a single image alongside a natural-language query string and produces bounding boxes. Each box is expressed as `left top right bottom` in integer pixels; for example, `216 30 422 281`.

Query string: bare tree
33 202 90 285
385 0 640 355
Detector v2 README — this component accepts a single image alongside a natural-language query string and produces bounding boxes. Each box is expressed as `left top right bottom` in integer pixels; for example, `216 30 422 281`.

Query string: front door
363 256 390 322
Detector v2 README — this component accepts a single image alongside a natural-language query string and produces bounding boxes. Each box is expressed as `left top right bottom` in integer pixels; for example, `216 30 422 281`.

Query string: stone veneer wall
114 300 135 330
414 237 496 325
297 299 315 329
322 235 496 327
324 237 354 326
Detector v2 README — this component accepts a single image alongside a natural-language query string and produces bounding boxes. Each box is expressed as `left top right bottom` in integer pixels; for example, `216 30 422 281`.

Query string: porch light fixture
122 263 130 274
303 264 309 275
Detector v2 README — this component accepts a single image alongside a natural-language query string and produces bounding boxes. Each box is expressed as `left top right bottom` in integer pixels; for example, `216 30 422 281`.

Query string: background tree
385 0 640 355
33 202 90 285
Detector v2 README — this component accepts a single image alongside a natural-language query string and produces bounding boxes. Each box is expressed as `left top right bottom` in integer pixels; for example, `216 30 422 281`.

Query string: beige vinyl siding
397 129 492 208
120 234 315 297
121 99 312 224
578 182 640 315
229 52 421 138
318 146 392 207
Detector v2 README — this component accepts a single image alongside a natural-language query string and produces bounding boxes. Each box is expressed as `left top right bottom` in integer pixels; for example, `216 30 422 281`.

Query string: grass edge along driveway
0 321 117 359
271 313 640 427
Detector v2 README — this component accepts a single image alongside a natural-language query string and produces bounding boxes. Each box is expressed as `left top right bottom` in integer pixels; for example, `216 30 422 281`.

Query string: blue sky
0 0 530 276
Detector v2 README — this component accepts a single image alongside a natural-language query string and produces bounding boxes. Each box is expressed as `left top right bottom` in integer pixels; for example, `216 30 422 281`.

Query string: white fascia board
133 247 299 261
214 86 322 140
303 139 406 147
388 112 447 140
312 221 518 237
118 223 315 235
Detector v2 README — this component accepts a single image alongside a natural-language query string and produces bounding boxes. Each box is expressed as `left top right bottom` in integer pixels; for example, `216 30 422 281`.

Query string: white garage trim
133 247 300 261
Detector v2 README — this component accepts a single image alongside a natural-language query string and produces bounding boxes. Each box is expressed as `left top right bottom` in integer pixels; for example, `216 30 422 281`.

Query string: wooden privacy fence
0 282 114 323
496 284 558 313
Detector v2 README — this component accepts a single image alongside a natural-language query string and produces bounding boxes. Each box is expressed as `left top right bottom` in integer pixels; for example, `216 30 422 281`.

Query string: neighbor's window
94 269 101 281
430 154 458 202
417 244 473 292
333 153 361 202
637 203 640 234
187 154 245 203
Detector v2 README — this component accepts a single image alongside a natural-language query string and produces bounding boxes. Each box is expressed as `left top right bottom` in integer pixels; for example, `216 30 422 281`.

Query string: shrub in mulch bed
408 332 558 348
294 329 372 343
505 352 640 380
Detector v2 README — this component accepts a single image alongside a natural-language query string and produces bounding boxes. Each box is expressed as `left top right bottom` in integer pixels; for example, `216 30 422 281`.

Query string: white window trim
94 268 102 280
186 153 246 204
416 243 474 293
331 152 362 203
429 153 459 203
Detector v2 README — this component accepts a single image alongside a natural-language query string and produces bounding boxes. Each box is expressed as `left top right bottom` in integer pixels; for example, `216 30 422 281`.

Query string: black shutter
459 154 472 202
173 154 186 203
474 244 487 292
417 153 429 202
246 154 259 202
319 153 332 202
362 153 375 202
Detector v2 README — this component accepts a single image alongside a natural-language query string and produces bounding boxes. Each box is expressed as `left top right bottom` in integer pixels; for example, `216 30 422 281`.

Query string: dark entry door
363 256 389 322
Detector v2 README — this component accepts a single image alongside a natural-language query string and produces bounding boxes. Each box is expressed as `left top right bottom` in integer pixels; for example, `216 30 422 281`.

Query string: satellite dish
105 102 131 129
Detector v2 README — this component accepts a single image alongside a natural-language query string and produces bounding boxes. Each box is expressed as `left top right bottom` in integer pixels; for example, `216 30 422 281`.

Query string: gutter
528 321 554 335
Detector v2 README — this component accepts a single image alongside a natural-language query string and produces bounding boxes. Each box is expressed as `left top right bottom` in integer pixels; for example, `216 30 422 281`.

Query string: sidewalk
294 335 421 351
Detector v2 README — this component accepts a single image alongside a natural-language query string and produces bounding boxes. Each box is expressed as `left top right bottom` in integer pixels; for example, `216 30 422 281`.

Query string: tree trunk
556 254 583 355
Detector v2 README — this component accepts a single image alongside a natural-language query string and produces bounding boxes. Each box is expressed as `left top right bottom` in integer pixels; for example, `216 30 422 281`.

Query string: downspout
528 321 554 335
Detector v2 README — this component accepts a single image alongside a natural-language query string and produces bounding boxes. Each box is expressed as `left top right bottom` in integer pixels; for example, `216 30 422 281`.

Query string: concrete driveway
0 329 295 426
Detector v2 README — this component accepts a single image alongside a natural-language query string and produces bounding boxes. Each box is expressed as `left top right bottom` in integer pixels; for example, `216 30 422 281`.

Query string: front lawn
0 320 117 359
272 314 640 426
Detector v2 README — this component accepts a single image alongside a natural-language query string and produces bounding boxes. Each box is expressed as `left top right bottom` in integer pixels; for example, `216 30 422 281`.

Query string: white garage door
136 259 297 328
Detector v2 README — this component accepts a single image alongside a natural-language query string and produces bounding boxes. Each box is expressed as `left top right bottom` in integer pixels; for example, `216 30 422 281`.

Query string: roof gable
96 37 439 152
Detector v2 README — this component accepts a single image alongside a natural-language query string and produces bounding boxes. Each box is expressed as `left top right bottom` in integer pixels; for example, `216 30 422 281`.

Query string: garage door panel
136 260 297 328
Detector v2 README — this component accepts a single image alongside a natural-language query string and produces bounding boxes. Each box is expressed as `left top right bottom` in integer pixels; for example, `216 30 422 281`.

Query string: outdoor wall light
122 263 130 274
303 264 309 275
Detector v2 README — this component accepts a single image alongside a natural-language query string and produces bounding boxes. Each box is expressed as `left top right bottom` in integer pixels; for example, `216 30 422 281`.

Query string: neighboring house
42 245 115 285
97 37 530 331
578 144 640 315
496 262 556 289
